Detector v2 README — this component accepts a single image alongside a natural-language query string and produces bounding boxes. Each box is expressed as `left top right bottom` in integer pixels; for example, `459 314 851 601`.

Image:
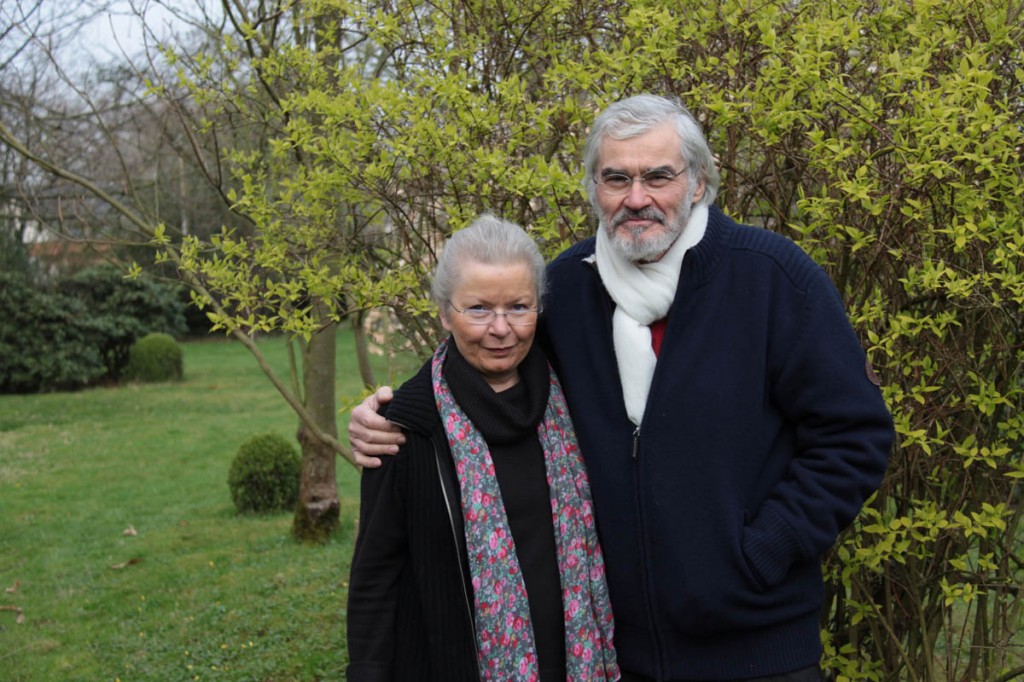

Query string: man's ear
692 177 707 204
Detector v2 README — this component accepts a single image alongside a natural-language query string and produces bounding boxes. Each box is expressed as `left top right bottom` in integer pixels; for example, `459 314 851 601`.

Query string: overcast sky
75 0 184 63
1 1 216 74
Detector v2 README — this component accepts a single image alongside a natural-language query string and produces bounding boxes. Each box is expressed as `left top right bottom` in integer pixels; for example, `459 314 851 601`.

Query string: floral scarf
431 340 619 681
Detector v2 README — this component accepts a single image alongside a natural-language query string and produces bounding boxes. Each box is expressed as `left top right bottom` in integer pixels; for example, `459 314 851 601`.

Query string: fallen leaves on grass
110 558 143 570
122 525 138 536
1 604 24 624
5 579 18 593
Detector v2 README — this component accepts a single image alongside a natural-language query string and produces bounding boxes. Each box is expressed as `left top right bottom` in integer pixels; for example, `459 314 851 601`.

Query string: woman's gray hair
583 94 720 210
431 213 547 308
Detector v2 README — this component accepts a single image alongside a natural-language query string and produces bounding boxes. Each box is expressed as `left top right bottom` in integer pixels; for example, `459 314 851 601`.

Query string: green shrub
123 333 184 383
0 267 188 393
0 271 108 393
227 433 301 514
57 266 187 378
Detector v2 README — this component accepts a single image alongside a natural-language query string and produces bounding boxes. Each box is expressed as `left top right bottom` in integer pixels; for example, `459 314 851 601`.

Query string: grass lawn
0 330 418 681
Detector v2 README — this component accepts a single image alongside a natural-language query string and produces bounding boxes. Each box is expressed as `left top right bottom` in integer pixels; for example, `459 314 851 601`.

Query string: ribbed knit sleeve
346 436 406 681
742 257 893 587
346 358 481 681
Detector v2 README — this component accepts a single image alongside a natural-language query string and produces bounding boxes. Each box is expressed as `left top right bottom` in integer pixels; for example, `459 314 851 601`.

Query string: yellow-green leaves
152 1 1022 673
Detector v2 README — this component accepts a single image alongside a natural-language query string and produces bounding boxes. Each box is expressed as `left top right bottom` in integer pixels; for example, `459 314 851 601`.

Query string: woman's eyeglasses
448 304 541 326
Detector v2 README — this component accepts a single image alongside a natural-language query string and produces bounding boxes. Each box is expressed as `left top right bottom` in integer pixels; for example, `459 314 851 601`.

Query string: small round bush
228 433 301 514
124 332 183 382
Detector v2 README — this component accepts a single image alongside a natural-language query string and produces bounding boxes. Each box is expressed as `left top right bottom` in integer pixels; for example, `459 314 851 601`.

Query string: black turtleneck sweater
444 342 567 682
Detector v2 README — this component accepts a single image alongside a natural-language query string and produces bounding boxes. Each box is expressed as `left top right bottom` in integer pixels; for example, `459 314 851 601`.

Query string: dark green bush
0 272 108 393
0 266 188 393
228 434 301 514
57 265 187 378
123 333 184 383
0 226 31 280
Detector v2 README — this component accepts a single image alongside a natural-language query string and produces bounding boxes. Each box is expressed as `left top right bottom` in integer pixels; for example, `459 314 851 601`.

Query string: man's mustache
612 207 666 228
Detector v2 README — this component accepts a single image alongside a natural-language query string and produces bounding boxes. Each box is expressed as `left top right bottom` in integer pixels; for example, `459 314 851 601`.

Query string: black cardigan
346 345 565 681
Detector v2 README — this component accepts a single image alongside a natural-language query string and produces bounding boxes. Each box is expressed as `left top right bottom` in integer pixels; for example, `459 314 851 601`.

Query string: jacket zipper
593 256 667 674
632 424 667 678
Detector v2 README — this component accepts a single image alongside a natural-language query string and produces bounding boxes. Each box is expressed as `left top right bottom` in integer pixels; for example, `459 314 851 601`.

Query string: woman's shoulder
381 359 440 437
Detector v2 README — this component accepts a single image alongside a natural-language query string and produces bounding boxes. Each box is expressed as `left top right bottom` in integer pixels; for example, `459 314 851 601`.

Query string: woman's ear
439 306 452 331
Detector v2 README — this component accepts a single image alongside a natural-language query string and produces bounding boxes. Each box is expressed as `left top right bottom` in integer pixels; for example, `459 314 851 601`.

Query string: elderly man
349 94 894 682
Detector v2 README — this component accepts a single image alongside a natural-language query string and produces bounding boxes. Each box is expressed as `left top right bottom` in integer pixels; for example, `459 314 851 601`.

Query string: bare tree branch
0 115 355 466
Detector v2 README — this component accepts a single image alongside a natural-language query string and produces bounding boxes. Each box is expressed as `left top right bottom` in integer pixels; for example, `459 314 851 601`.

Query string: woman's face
440 259 538 392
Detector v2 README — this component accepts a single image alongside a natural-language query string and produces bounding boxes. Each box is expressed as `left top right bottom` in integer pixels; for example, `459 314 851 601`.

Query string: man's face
594 120 706 262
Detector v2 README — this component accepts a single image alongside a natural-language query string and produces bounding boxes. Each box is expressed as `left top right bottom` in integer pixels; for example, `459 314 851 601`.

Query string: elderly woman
346 214 618 682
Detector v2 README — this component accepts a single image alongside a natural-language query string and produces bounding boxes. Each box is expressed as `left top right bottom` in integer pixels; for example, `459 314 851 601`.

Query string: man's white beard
607 195 694 263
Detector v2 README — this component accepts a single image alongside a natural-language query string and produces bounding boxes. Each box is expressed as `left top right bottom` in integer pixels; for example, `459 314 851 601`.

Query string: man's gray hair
431 213 547 308
583 94 720 209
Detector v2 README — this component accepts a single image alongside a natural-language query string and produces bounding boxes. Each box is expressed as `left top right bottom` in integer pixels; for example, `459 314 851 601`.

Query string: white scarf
594 204 708 425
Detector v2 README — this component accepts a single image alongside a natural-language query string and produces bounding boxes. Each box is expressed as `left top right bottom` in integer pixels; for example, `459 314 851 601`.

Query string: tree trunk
292 301 340 543
351 310 376 389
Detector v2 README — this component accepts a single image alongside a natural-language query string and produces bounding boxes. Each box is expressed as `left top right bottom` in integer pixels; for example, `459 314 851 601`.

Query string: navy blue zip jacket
540 206 894 680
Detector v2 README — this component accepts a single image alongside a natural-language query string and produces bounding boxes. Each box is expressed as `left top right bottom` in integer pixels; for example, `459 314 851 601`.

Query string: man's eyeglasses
448 303 541 326
595 167 687 195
